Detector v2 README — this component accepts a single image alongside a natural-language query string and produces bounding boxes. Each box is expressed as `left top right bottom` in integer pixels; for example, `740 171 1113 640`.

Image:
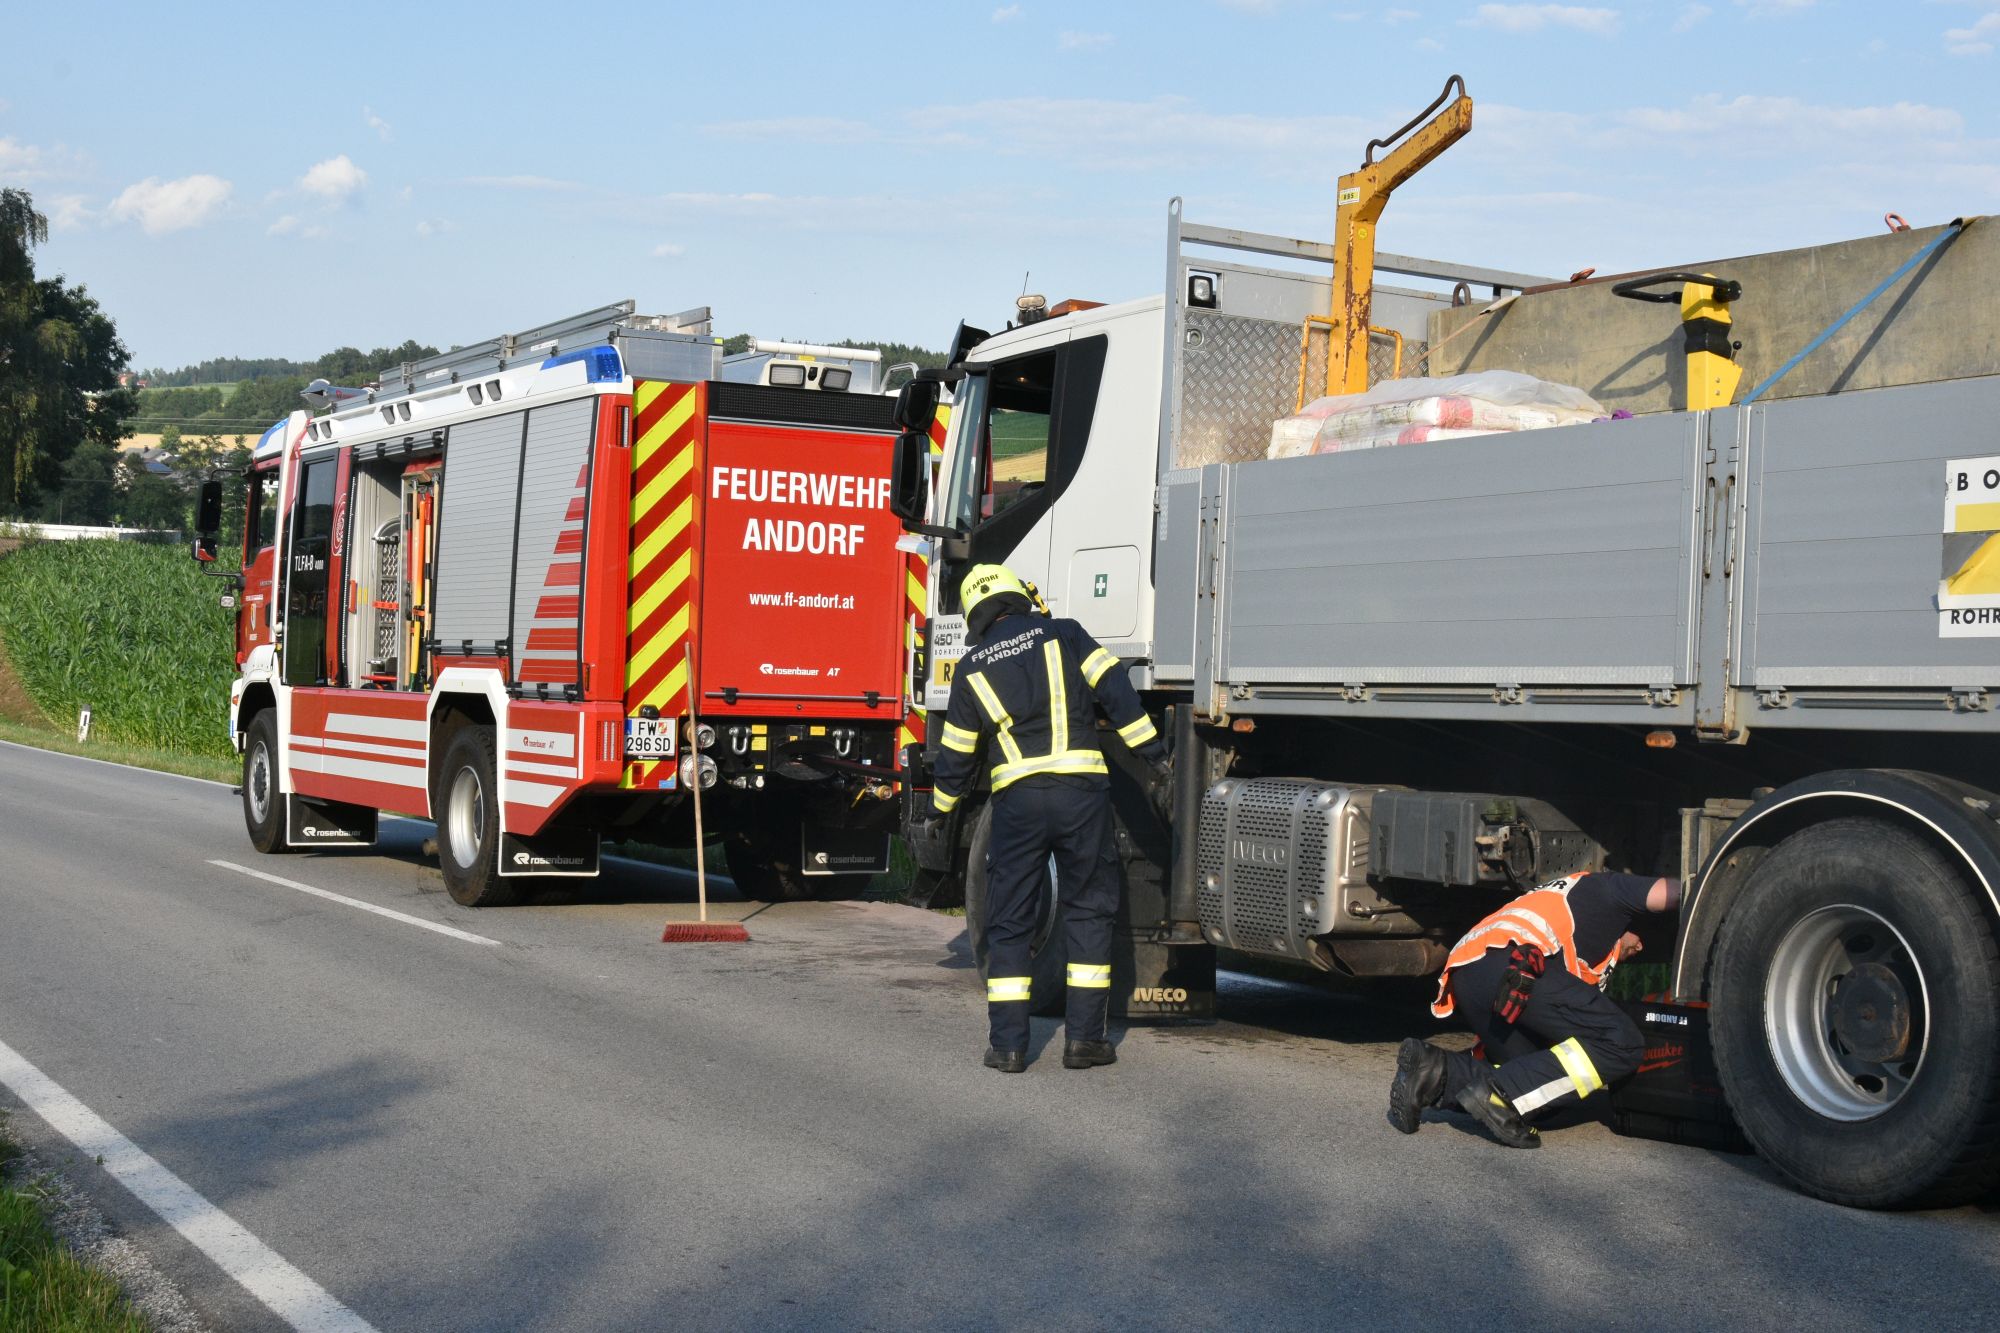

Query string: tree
52 440 116 525
117 452 184 530
0 188 132 516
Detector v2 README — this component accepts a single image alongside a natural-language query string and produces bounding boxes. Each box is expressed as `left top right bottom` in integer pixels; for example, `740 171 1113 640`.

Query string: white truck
882 87 2000 1208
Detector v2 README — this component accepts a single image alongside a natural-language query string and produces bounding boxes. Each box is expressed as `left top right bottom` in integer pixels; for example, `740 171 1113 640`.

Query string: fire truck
193 303 919 906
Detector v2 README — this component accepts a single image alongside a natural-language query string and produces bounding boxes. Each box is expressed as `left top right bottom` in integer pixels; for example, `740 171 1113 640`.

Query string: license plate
624 718 677 759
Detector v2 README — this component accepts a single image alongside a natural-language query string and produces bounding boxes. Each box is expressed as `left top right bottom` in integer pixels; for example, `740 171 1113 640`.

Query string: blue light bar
541 344 624 383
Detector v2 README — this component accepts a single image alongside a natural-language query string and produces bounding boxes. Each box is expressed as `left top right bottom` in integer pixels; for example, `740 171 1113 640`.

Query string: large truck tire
1709 816 2000 1208
963 804 1067 1017
241 710 290 855
721 836 871 902
436 726 519 907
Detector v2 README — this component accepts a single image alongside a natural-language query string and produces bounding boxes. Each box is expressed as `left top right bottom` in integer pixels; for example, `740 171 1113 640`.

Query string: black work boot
1062 1039 1117 1069
983 1047 1027 1074
1387 1038 1447 1134
1456 1076 1541 1149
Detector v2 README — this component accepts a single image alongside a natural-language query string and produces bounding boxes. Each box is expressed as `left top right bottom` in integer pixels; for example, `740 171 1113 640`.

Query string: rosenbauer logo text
711 466 890 556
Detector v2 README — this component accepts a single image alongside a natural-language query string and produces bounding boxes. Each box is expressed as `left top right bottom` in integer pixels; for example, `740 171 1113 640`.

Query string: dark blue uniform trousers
1440 948 1645 1119
984 778 1121 1051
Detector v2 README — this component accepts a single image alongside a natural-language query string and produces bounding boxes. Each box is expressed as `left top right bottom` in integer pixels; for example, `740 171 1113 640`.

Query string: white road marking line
209 860 501 947
0 1036 380 1333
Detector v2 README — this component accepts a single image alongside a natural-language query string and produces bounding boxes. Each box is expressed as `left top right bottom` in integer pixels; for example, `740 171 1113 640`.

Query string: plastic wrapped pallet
1266 370 1605 460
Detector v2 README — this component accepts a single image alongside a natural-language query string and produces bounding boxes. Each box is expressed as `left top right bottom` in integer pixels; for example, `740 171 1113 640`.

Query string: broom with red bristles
662 643 749 943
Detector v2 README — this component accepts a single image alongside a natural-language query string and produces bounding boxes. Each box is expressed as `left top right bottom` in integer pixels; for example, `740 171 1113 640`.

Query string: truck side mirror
889 430 930 527
195 479 224 537
191 478 223 565
891 379 941 434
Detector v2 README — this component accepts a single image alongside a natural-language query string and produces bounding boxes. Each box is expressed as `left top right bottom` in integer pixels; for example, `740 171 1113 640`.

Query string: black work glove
1145 757 1174 822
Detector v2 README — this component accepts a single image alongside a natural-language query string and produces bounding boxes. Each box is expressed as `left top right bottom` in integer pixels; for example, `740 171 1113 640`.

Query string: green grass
0 541 238 760
0 717 235 785
0 1116 149 1333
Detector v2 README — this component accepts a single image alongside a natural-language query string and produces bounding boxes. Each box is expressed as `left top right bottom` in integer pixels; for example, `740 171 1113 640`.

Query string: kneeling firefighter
931 563 1169 1073
1389 872 1680 1146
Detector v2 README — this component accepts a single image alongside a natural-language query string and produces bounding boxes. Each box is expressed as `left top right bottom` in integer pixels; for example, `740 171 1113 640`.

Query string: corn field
0 540 237 758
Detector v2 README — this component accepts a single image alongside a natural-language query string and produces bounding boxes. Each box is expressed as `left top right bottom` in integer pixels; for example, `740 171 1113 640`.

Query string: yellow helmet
960 563 1029 614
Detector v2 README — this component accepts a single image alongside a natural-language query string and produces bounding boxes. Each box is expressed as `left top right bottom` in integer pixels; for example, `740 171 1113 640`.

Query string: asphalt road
1 741 1996 1332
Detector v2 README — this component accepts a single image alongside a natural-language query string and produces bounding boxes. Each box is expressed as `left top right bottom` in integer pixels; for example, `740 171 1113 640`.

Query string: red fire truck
193 303 921 906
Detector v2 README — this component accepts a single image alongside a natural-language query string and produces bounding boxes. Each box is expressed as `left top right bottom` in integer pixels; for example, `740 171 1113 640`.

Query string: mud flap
1114 933 1217 1020
286 797 378 849
801 823 891 877
498 829 601 878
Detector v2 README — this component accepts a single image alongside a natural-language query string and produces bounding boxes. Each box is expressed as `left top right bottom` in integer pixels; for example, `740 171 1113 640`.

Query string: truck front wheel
1710 817 2000 1207
242 710 289 854
436 726 519 907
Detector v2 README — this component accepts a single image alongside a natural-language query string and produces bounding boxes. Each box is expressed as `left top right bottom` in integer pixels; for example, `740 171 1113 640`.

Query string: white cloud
1734 0 1816 12
268 214 329 240
991 4 1020 19
1464 4 1619 33
1674 3 1713 31
1382 7 1419 22
458 174 583 191
299 154 366 202
364 106 392 141
1946 12 2000 54
651 241 686 258
415 218 455 237
1414 34 1444 48
0 136 43 176
0 135 88 183
1218 0 1282 11
108 174 232 234
46 195 92 230
1058 30 1114 49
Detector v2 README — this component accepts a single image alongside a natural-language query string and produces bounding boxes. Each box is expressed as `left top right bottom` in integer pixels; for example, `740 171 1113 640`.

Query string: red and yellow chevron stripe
621 380 703 790
898 402 952 755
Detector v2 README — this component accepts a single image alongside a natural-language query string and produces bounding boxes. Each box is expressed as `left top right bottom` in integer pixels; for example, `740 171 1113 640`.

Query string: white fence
0 524 181 542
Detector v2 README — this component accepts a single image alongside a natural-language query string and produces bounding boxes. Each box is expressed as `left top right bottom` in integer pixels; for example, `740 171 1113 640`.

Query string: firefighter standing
1388 872 1681 1147
931 564 1168 1073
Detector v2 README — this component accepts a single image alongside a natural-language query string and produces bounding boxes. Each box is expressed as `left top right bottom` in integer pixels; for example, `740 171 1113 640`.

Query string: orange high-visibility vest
1430 875 1621 1018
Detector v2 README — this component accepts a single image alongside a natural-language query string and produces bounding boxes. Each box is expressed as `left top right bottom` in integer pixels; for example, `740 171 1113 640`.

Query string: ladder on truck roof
361 301 722 408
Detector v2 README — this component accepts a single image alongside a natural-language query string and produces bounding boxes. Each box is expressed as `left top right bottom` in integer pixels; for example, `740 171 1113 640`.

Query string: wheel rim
1764 904 1930 1121
446 765 485 870
247 741 272 825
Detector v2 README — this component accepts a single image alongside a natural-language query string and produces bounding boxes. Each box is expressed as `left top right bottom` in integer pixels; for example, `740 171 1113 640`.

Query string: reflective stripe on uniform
1116 714 1158 748
1081 647 1118 687
987 976 1032 1003
1551 1037 1605 1098
940 722 980 754
990 750 1109 789
1044 641 1069 756
933 788 961 813
1509 1076 1570 1116
1067 962 1112 989
966 672 1024 766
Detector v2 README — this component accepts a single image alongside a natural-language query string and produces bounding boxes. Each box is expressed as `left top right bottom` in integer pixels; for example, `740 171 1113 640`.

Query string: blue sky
4 1 1997 372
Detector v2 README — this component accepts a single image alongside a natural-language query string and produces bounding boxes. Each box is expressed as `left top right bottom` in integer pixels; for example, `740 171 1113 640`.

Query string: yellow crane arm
1323 75 1474 398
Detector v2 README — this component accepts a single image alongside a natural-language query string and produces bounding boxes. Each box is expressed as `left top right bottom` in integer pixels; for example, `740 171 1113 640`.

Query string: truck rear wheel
964 804 1067 1017
436 726 519 907
1710 817 2000 1207
721 833 871 902
242 710 289 854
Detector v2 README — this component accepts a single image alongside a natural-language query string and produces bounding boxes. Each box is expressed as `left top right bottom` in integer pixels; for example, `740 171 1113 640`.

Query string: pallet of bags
1268 370 1606 459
